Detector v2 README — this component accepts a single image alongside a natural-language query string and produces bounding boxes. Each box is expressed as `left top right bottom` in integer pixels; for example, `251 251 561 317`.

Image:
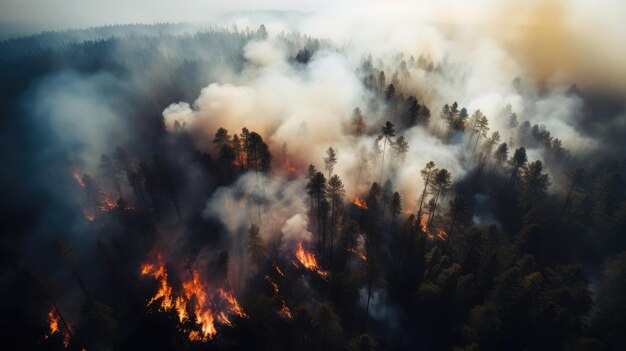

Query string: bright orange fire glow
347 247 367 262
140 253 248 342
352 196 368 209
175 296 187 322
140 256 174 310
295 242 328 279
419 214 448 241
47 306 59 336
218 288 248 318
45 306 70 347
420 215 428 233
181 270 217 341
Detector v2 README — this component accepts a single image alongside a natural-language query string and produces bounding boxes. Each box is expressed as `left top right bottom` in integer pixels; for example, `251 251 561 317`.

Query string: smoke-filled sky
2 0 625 93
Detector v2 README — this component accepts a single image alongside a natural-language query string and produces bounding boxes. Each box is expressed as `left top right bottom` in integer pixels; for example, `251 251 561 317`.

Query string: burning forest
1 1 626 350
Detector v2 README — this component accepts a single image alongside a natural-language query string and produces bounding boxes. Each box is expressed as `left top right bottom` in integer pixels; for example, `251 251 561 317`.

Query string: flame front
182 270 217 341
352 196 368 209
140 253 248 342
140 257 174 310
295 242 328 279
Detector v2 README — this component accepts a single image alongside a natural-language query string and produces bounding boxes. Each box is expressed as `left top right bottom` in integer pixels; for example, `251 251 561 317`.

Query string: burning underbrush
140 253 248 341
72 167 134 222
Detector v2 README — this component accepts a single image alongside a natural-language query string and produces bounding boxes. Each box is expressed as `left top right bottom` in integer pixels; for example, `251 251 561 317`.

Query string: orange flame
352 196 368 209
47 306 59 336
419 214 448 241
140 256 174 310
175 296 187 322
45 306 70 347
420 215 428 233
347 247 367 262
140 253 248 342
218 288 248 318
295 242 328 279
181 270 217 341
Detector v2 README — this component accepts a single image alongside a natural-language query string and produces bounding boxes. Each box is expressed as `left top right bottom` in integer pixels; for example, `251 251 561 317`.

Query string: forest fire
419 215 428 233
419 215 448 240
295 242 328 279
71 166 136 222
347 247 367 262
140 256 174 310
352 195 368 209
45 306 70 347
218 288 248 318
140 253 248 341
5 3 624 349
181 270 217 341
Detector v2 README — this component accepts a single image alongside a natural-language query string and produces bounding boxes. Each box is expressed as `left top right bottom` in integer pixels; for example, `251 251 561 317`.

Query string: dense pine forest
1 20 625 351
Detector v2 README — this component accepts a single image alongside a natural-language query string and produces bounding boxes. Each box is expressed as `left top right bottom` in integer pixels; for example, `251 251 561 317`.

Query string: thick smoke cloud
1 1 625 348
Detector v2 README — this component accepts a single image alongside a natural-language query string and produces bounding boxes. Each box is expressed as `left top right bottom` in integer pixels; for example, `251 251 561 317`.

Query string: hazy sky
1 0 624 93
0 0 324 33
